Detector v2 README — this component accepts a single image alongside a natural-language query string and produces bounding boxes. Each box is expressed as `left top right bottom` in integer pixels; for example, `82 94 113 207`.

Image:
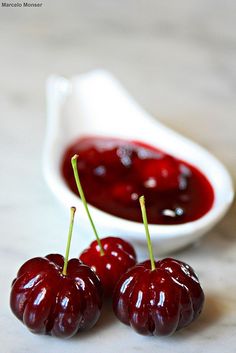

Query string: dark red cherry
78 147 101 168
80 237 137 297
10 207 103 338
10 255 103 338
113 258 204 336
99 148 121 166
138 156 180 191
111 182 140 205
112 196 204 336
71 155 137 298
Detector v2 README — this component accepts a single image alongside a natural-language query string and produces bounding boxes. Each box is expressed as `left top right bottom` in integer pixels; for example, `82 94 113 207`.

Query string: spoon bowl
43 70 234 256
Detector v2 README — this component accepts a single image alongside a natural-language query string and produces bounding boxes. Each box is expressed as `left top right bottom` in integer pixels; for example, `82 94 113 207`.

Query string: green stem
71 154 104 256
62 206 76 275
139 196 156 271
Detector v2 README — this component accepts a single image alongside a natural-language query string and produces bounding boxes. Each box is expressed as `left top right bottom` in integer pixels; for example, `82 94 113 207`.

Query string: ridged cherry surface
80 237 137 297
10 254 103 338
113 258 204 336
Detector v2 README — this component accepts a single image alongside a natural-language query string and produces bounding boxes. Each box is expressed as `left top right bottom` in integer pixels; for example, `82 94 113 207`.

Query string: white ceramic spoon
43 69 234 256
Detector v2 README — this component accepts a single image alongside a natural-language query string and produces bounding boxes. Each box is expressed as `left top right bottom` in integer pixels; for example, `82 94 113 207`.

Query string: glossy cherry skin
137 157 180 191
10 254 103 338
113 258 204 336
79 237 137 298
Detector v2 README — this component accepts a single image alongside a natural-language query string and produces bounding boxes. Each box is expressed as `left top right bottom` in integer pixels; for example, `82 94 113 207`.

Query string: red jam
61 136 214 225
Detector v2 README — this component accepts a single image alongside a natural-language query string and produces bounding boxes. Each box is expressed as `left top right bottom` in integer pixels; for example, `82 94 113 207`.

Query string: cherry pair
10 155 137 338
10 155 204 339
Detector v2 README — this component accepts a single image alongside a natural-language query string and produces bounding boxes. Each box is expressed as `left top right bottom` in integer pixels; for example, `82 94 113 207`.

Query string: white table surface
0 1 236 352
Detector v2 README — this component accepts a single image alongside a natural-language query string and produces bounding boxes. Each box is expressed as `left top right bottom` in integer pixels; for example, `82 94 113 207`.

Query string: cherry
71 155 137 297
137 156 180 191
99 148 121 166
91 146 134 182
111 182 140 205
79 147 101 168
113 196 204 336
80 237 137 298
10 207 103 338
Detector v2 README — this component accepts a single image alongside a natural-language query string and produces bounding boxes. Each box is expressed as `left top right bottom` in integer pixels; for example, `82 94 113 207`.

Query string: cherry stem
139 196 156 271
62 207 76 276
71 154 104 256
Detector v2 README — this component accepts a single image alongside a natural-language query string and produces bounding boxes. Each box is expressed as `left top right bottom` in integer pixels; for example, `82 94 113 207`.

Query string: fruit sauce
61 136 214 225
